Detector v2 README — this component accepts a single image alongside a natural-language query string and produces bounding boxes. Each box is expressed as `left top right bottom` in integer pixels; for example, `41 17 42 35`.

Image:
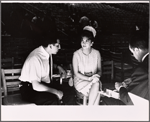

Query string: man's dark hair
80 30 95 42
129 35 148 50
41 35 58 47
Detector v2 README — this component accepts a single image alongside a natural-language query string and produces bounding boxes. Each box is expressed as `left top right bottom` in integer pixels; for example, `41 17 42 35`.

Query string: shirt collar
142 52 149 62
40 46 50 59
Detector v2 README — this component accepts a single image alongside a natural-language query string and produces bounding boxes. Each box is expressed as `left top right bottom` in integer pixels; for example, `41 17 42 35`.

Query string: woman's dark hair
129 35 148 50
41 35 58 47
80 30 95 42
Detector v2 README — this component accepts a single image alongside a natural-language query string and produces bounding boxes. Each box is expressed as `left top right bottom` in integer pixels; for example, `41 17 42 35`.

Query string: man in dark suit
101 35 149 105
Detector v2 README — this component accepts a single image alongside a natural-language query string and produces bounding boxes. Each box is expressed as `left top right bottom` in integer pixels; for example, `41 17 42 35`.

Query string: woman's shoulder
92 48 100 54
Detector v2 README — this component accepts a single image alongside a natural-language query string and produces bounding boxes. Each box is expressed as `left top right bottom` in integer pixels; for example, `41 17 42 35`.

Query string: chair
100 48 111 61
1 84 4 98
1 68 35 105
110 51 133 82
75 89 88 105
101 60 114 82
101 60 115 90
1 57 14 97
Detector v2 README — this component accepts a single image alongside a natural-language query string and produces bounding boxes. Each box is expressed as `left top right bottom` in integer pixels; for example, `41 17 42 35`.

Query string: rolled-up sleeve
19 57 42 83
28 57 41 82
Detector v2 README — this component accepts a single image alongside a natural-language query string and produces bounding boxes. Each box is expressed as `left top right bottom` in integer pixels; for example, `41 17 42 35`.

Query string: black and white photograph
1 1 149 121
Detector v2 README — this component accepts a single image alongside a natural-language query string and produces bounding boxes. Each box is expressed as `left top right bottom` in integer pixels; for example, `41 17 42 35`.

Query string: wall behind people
6 5 23 37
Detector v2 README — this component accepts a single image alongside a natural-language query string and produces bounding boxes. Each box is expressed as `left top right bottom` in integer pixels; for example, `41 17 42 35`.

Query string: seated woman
72 26 102 105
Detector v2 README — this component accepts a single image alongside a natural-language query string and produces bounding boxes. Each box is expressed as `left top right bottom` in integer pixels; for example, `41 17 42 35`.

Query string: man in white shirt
19 36 75 105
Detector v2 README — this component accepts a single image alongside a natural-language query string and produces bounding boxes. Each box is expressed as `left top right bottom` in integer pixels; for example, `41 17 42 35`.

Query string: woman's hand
92 77 99 83
92 74 100 79
88 74 100 81
91 76 102 90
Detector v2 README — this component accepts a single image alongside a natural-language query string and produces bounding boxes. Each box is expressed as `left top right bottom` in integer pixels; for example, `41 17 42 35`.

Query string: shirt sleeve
119 87 134 105
28 57 42 83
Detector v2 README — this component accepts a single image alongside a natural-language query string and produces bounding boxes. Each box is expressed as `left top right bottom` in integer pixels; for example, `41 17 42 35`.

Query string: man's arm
53 64 67 77
122 78 132 88
32 81 63 100
115 82 133 105
119 87 134 105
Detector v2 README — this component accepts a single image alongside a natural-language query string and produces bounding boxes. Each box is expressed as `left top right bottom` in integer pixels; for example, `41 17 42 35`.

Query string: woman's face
81 36 93 49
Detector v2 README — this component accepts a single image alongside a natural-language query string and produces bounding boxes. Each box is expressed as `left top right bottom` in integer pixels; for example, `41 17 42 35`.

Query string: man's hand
115 82 123 91
122 78 132 88
58 66 67 78
56 90 63 100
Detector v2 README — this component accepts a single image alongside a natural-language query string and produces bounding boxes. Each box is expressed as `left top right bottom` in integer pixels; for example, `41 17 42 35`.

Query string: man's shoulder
25 55 40 65
134 63 148 74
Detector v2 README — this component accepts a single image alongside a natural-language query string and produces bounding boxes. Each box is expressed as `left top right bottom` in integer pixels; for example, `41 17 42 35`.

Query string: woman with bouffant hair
72 26 102 105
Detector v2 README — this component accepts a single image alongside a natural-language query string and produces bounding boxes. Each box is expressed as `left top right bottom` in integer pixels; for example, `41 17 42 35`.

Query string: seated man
101 35 149 105
19 36 76 105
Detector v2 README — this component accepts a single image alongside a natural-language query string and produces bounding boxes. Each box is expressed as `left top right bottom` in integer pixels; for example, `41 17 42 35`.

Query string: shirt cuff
117 85 123 91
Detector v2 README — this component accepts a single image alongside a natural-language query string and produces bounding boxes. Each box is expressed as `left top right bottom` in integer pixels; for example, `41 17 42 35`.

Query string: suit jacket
119 54 149 105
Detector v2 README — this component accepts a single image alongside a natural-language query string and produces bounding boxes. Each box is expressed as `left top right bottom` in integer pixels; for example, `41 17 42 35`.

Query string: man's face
50 39 61 54
129 45 141 62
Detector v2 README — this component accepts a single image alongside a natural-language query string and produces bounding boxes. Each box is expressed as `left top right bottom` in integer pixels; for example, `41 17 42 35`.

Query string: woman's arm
95 51 102 77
